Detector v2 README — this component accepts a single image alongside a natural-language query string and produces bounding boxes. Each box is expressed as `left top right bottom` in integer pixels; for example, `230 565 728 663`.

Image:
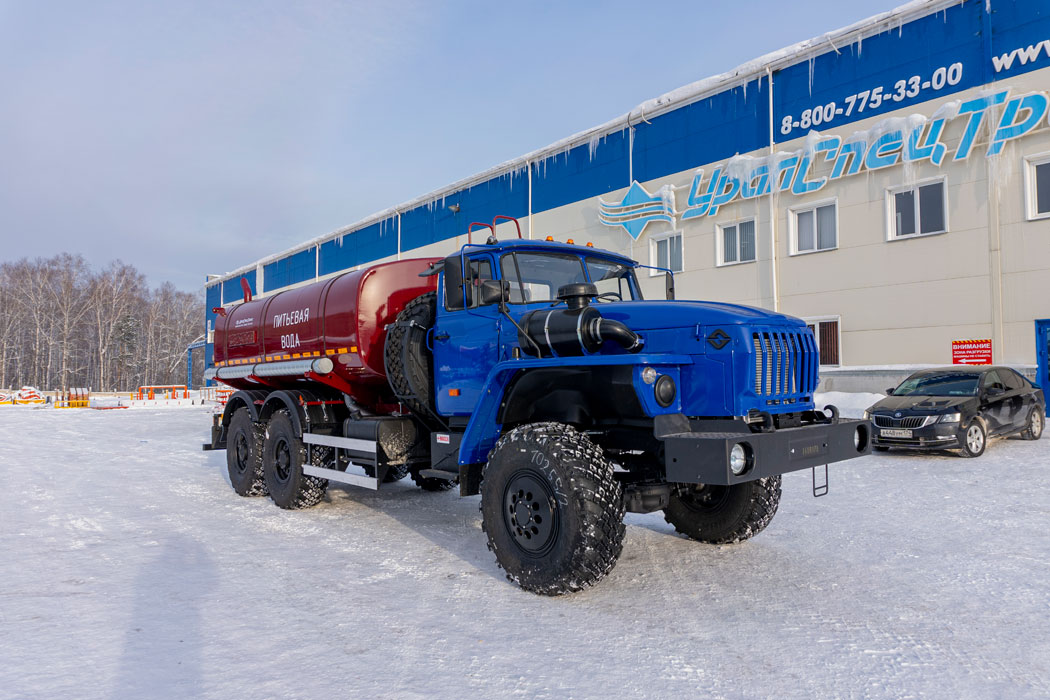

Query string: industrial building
204 0 1050 391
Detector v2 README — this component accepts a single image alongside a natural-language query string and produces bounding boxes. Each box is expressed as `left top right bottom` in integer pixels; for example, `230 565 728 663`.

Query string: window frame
789 198 838 256
648 229 684 276
716 218 758 267
1023 151 1050 221
885 176 949 241
803 315 842 367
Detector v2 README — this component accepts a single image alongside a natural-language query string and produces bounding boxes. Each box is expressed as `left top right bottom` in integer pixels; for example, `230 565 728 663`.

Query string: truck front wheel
263 411 328 509
227 408 267 497
663 477 781 544
481 422 626 595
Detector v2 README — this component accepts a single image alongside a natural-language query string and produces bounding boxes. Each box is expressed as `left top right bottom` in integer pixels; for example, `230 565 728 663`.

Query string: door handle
434 331 450 341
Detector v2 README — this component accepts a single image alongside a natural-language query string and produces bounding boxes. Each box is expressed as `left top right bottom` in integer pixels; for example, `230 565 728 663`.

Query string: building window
792 202 836 254
1024 152 1050 220
718 219 756 265
805 318 840 366
888 180 946 238
650 231 683 274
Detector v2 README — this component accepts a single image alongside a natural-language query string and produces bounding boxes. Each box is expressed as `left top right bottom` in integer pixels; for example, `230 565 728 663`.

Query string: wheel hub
503 471 558 556
967 425 983 452
274 439 292 482
679 484 731 512
234 434 250 473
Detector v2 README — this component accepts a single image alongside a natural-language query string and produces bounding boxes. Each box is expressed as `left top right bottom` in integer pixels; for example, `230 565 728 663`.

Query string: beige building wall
525 68 1050 367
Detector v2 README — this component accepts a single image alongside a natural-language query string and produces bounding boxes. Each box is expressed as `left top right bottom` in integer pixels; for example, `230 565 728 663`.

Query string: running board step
416 469 458 481
302 465 379 490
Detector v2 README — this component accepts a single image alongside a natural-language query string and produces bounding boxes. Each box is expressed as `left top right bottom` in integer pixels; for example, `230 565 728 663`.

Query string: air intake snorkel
517 284 643 358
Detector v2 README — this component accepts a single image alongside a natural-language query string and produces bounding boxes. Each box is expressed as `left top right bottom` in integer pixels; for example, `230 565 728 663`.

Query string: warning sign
952 339 992 365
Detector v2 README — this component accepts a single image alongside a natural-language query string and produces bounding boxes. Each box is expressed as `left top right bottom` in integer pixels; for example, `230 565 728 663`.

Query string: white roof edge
207 0 958 288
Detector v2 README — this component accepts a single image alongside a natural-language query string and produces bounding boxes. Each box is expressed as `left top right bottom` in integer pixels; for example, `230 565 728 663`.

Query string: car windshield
501 252 638 304
892 373 981 396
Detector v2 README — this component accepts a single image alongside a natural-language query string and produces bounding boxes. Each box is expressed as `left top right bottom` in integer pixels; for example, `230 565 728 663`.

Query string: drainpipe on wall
766 66 780 313
527 161 533 239
987 157 1005 361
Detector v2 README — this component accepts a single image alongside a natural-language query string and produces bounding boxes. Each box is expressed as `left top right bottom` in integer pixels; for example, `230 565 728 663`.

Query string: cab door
432 253 501 416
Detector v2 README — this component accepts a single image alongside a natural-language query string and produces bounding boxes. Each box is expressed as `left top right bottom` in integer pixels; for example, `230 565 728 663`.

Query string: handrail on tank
466 222 494 245
240 277 252 303
491 215 523 239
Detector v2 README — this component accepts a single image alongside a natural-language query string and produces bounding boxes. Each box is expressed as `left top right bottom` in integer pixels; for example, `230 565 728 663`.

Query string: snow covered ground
2 403 1049 699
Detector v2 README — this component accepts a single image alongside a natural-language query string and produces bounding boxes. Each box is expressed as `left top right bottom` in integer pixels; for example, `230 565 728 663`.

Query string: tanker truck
204 218 871 595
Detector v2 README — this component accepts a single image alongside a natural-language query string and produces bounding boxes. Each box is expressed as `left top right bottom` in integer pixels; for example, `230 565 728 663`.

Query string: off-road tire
960 418 987 458
227 408 268 496
480 422 626 595
663 477 782 544
263 410 328 509
410 468 457 491
384 292 438 426
1020 407 1044 440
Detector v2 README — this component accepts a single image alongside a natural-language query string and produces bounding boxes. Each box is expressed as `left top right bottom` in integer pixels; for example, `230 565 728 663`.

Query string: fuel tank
213 258 438 397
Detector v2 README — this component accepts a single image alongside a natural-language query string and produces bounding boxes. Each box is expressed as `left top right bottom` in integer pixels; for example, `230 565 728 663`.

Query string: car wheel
960 419 986 458
1020 407 1044 441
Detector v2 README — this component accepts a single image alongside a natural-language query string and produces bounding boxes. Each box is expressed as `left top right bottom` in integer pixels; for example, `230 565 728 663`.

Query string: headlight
654 375 676 407
641 366 658 385
938 412 962 423
863 409 871 421
729 443 750 475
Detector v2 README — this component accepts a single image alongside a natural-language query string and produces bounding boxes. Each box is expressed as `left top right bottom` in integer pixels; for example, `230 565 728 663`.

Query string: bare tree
0 255 203 391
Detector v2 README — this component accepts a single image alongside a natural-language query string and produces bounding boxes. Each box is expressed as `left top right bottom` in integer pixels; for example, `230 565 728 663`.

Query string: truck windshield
586 257 639 301
501 252 638 304
892 373 980 396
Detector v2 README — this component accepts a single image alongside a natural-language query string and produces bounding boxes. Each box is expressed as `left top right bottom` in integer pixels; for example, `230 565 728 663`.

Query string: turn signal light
449 388 460 397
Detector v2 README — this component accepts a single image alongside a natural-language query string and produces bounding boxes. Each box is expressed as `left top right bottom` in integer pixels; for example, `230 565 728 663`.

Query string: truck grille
751 328 818 405
873 415 933 429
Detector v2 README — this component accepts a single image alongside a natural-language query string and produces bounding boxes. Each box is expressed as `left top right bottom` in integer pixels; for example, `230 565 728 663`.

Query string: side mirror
985 386 1006 398
478 279 509 306
885 387 895 396
665 271 676 300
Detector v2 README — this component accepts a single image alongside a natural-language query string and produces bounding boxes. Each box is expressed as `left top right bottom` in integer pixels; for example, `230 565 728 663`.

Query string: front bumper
871 422 963 450
656 414 871 486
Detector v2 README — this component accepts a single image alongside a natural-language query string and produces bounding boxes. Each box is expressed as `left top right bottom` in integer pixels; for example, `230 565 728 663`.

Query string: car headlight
863 409 871 421
938 412 961 423
729 443 751 476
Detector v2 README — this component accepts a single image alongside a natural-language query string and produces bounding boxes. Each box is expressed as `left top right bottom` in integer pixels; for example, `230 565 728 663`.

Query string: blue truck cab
207 222 871 595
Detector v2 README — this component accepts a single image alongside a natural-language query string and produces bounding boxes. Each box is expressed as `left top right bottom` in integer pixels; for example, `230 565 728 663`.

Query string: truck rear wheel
227 408 268 497
663 477 781 544
263 411 328 509
384 292 438 425
481 422 626 595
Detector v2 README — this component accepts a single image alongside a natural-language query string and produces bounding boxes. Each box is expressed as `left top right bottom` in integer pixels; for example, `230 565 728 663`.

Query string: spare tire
384 292 438 426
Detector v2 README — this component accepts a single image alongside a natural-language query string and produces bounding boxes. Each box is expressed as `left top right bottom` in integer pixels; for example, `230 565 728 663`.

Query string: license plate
881 428 912 438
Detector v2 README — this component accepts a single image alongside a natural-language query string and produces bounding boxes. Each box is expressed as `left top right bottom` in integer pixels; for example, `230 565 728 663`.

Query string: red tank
213 258 439 403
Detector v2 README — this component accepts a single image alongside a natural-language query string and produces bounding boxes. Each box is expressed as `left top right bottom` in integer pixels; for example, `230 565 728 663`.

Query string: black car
865 366 1045 457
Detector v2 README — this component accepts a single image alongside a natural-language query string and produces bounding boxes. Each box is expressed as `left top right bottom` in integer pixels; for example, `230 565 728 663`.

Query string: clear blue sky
0 0 896 292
